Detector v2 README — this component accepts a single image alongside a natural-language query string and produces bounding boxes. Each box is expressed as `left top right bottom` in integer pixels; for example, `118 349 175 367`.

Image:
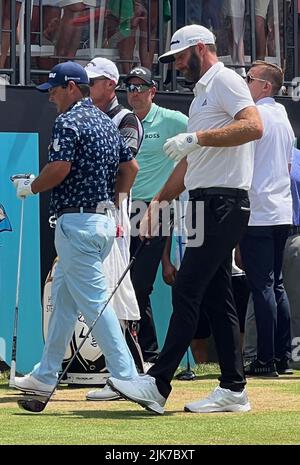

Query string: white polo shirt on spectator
248 97 294 226
184 61 256 191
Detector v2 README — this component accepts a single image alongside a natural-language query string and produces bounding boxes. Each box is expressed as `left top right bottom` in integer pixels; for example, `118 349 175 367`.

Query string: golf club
9 174 32 387
174 197 195 382
175 349 196 381
18 237 147 413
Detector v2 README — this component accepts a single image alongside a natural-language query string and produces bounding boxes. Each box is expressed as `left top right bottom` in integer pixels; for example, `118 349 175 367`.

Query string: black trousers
193 274 250 339
240 225 291 363
148 190 250 398
130 233 167 362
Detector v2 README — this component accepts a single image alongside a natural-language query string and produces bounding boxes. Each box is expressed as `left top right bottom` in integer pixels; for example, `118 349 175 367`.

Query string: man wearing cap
122 65 188 366
12 61 140 397
107 25 263 414
85 57 143 159
83 57 144 401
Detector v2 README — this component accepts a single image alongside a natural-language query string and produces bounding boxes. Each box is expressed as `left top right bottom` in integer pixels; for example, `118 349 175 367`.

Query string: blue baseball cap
36 61 89 92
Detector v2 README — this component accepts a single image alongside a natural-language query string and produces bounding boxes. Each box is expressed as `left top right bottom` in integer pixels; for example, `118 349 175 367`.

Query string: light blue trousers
32 213 138 385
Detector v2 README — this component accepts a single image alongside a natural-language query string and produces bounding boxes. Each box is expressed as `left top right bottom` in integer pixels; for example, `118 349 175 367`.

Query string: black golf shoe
244 359 279 377
275 357 293 375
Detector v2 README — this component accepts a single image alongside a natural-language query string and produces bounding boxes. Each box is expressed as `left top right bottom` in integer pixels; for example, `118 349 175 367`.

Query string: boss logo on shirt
145 133 160 139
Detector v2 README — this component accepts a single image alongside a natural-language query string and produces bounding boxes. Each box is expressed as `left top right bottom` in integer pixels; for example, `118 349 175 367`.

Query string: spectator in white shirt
240 60 294 377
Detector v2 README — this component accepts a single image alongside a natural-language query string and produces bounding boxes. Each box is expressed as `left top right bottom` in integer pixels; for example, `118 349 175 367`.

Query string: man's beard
183 51 201 83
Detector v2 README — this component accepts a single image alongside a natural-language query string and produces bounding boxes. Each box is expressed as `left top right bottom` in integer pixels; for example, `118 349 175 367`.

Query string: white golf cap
85 57 119 84
159 25 215 63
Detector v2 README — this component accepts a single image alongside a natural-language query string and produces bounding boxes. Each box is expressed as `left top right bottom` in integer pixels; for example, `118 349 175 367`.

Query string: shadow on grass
193 374 219 380
14 409 178 418
0 397 20 403
0 384 9 390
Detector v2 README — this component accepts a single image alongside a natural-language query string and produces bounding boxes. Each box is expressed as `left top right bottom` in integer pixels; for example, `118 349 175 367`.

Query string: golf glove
13 174 35 199
163 132 199 162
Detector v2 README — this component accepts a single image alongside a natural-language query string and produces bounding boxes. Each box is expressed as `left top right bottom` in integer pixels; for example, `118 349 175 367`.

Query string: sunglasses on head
89 76 110 86
126 83 152 93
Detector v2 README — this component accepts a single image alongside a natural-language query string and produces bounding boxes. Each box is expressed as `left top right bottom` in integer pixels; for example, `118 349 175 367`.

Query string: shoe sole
184 402 251 413
11 384 55 397
107 379 164 415
86 395 122 401
15 387 52 396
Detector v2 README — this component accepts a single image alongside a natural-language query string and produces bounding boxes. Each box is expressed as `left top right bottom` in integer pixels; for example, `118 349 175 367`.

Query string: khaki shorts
255 0 271 19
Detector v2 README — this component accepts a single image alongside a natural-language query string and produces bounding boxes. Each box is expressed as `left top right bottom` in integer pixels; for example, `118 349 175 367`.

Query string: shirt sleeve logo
53 138 61 152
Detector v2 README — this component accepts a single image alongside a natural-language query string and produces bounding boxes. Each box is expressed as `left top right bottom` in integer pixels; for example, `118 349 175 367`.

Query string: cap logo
188 37 202 45
170 40 180 46
49 72 56 78
131 68 147 75
66 76 82 82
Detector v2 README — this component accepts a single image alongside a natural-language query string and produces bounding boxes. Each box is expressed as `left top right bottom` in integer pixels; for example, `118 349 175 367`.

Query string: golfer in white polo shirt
107 24 263 415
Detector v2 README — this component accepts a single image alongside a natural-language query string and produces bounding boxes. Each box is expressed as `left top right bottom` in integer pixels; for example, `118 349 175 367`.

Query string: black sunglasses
126 83 152 93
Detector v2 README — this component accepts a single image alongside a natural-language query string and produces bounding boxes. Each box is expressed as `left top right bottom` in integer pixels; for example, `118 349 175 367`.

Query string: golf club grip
10 174 32 182
9 360 16 386
49 238 148 398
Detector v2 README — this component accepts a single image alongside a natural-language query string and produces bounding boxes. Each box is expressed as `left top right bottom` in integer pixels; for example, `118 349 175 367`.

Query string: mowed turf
1 365 300 445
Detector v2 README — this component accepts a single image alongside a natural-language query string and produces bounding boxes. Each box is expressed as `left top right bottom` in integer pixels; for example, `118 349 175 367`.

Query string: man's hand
139 201 160 239
162 260 177 286
163 132 199 161
12 174 35 199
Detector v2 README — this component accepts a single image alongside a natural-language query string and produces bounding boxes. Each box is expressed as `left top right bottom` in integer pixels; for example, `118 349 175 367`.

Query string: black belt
189 187 248 200
289 225 300 236
56 207 108 218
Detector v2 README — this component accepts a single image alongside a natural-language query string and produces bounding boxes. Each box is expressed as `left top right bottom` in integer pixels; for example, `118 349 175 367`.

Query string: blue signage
0 133 43 373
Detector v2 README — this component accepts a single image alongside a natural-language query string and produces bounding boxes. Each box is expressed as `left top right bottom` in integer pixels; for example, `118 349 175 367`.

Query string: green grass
1 365 300 445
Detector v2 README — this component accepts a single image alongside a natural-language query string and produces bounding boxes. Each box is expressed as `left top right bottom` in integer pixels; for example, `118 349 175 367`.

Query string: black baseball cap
124 66 156 86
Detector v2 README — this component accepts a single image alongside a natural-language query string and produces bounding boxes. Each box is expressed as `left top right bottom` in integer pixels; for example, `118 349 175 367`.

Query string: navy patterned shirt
48 97 132 213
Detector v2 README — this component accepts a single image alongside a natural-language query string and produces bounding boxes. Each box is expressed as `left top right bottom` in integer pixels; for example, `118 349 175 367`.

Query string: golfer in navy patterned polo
12 61 140 396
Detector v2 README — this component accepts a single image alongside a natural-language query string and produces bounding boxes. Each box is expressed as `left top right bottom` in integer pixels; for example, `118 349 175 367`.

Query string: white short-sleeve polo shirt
184 62 256 191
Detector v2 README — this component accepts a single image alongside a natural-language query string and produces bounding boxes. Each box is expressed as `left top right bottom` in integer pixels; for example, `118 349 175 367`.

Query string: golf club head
17 398 47 413
175 369 196 381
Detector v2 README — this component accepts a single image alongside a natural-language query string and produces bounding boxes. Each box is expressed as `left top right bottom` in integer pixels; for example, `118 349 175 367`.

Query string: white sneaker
86 384 121 401
13 374 54 396
184 386 251 413
107 375 166 415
